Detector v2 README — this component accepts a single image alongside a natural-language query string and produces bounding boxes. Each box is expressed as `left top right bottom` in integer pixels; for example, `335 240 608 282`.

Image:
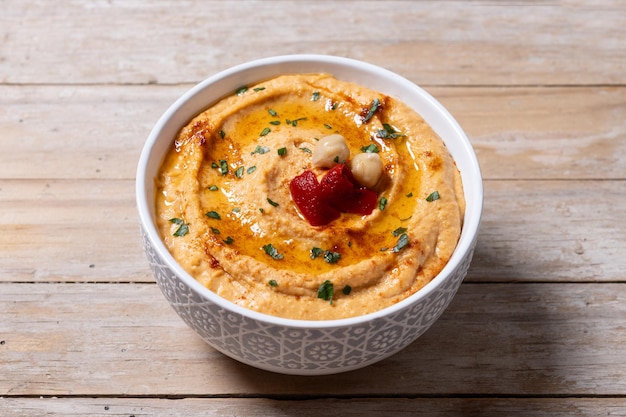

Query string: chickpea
311 134 350 169
350 152 383 188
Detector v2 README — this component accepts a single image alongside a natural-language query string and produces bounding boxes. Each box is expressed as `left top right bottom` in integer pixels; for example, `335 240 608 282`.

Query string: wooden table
2 1 625 415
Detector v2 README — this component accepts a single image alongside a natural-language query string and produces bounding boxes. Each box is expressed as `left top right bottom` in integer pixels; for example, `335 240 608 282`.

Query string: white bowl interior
136 54 483 328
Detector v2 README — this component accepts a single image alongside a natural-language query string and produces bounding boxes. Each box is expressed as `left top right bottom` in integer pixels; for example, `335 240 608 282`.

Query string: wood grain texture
0 85 187 180
1 0 624 414
0 179 147 282
2 282 626 397
1 1 624 86
3 397 626 417
470 179 626 282
438 86 626 180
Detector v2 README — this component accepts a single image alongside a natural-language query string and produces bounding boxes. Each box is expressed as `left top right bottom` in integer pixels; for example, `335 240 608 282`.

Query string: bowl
136 54 483 375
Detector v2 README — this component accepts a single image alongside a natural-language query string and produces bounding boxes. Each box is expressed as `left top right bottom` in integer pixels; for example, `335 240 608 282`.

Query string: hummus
155 73 465 320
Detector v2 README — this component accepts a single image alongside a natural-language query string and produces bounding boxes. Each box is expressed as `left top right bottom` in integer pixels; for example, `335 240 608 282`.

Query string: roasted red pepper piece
320 164 377 215
289 170 340 226
290 164 378 226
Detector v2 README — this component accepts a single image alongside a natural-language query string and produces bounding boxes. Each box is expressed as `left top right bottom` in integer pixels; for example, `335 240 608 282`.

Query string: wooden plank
2 282 626 396
1 85 624 181
1 178 623 283
468 179 626 281
438 86 626 181
0 85 188 180
1 1 624 86
0 179 151 282
2 397 626 417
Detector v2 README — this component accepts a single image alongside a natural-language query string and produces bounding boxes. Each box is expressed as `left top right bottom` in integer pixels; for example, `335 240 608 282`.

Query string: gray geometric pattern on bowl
141 224 475 375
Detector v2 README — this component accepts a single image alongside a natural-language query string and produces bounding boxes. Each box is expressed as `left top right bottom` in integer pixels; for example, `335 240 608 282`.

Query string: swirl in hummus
155 73 465 320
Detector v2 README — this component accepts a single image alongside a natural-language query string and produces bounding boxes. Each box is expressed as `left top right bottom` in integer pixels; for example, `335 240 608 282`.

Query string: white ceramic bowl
136 54 482 375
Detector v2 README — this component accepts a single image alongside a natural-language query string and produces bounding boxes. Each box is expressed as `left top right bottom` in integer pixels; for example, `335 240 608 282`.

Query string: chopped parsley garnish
377 123 405 139
210 227 220 235
260 127 271 136
392 233 409 252
277 147 287 156
247 166 257 174
310 247 324 259
323 250 341 264
211 162 219 168
269 120 281 125
267 198 279 207
286 117 307 127
361 144 379 153
205 211 221 220
379 196 388 211
219 160 228 176
263 243 283 260
406 192 413 197
173 225 189 237
317 280 334 304
299 147 312 154
235 166 244 178
235 86 248 95
324 123 332 129
208 185 219 191
268 279 278 287
362 98 381 123
253 87 266 92
169 218 189 237
342 285 352 295
312 91 320 101
426 191 440 202
223 236 234 244
219 130 226 139
310 247 341 264
268 108 278 117
392 227 408 237
251 145 270 155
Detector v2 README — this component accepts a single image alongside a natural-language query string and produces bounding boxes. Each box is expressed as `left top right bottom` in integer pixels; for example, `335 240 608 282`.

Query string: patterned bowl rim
136 54 483 329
